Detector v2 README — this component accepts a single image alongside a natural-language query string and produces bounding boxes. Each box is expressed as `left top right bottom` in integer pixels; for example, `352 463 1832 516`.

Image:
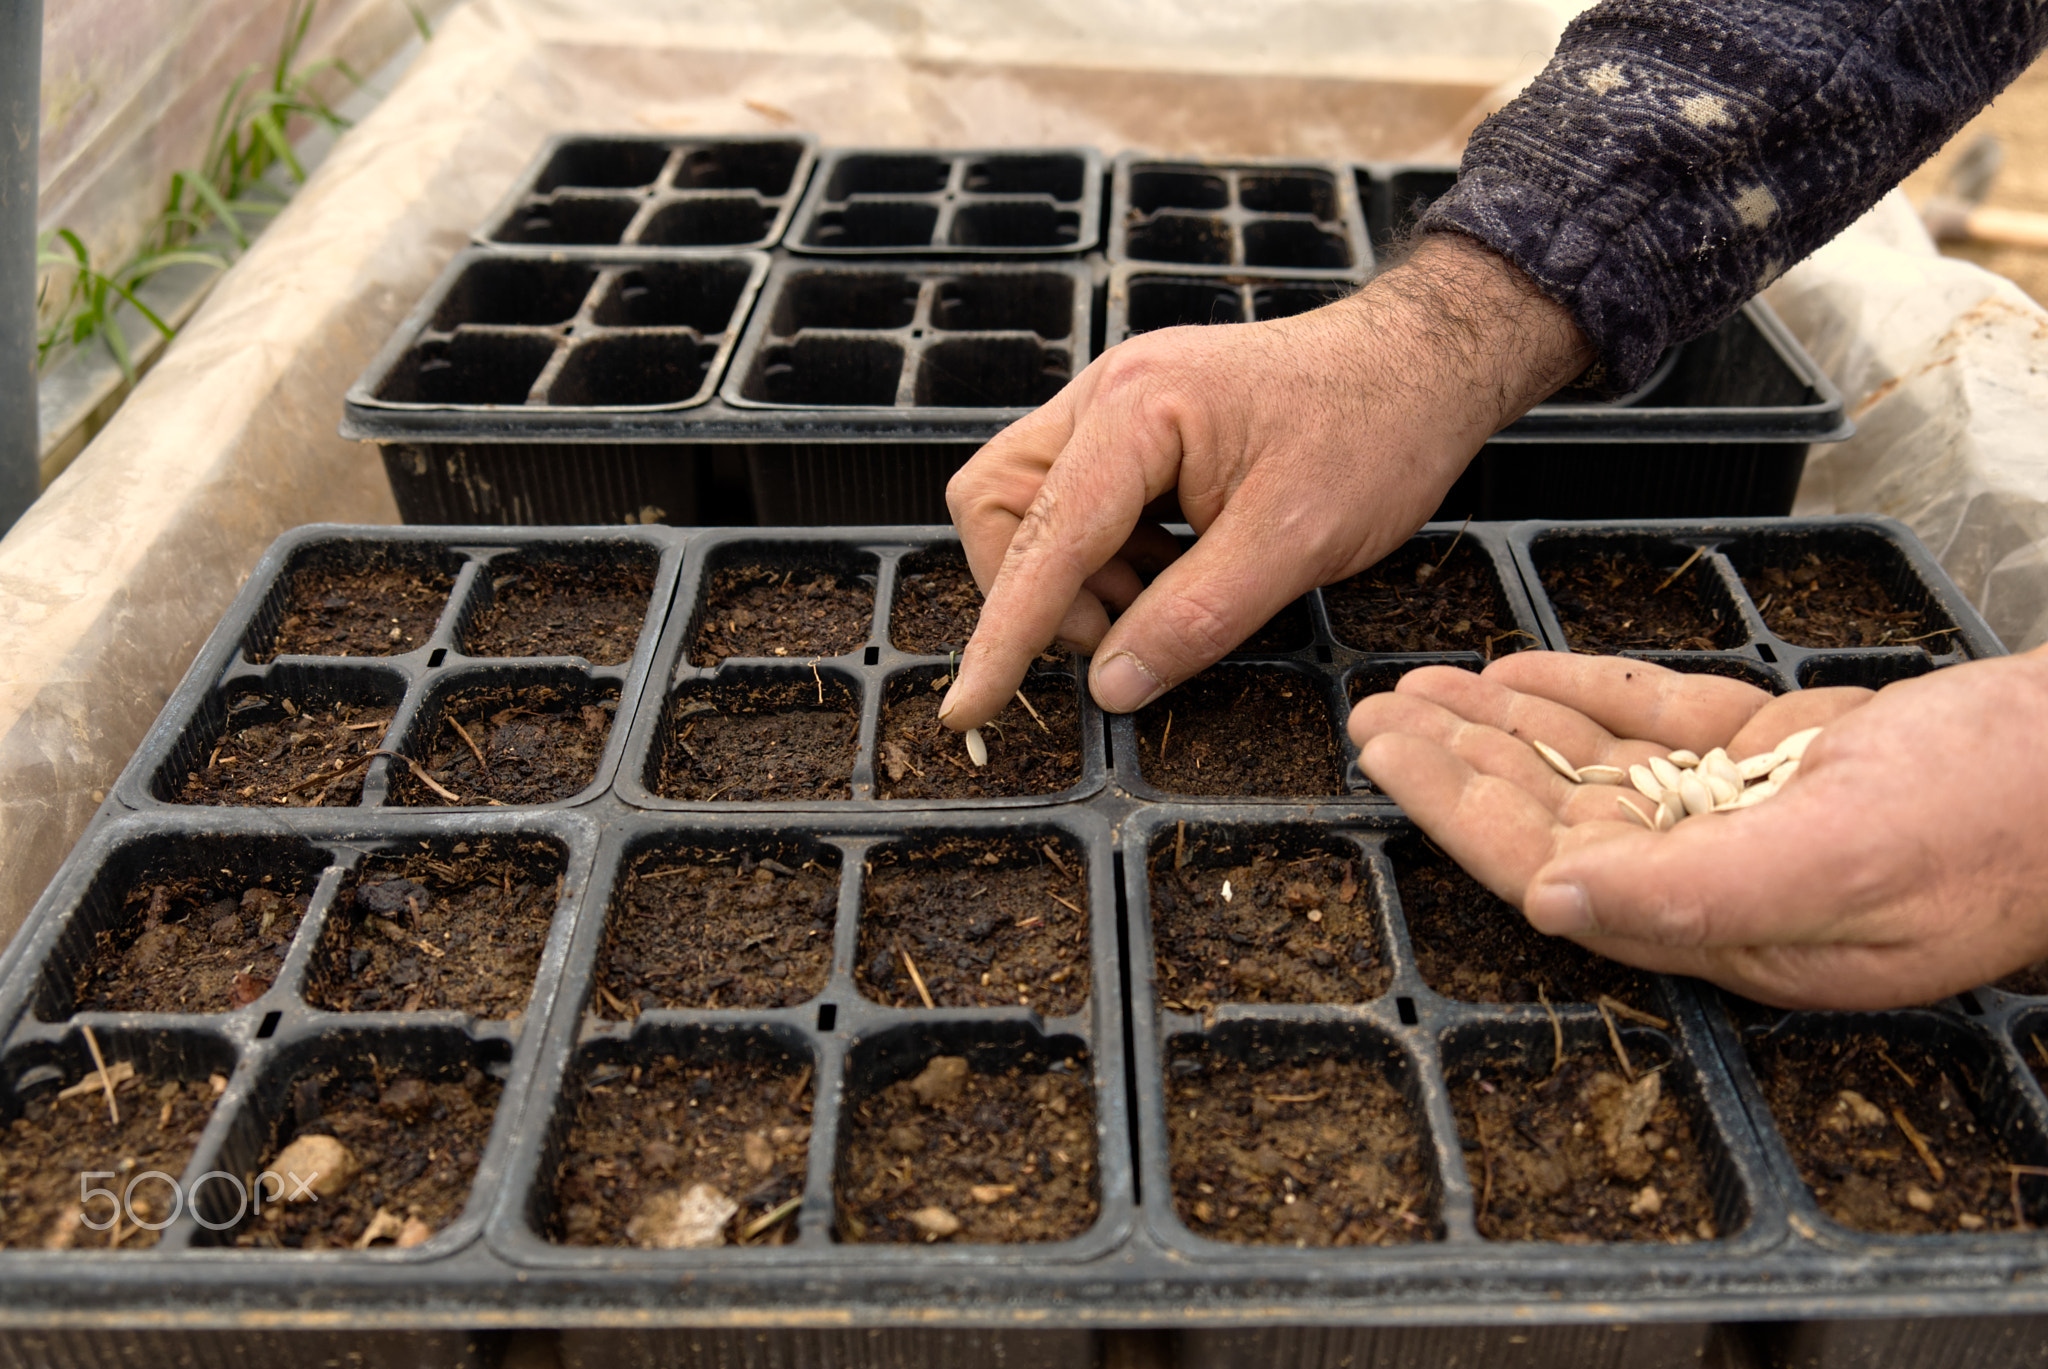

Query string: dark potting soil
307 839 565 1018
233 1066 501 1251
595 847 838 1014
258 563 451 661
1452 1049 1717 1244
1748 1029 2044 1235
65 871 310 1016
877 673 1081 800
890 550 981 655
391 685 617 806
177 696 394 807
1742 553 1954 650
857 837 1089 1015
654 677 857 801
1542 549 1744 652
1325 539 1531 656
1148 832 1386 1009
1167 1052 1435 1246
1133 670 1340 797
463 559 654 664
0 1070 223 1249
551 1055 813 1248
1393 839 1657 1010
1997 962 2048 998
691 562 875 665
837 1054 1098 1244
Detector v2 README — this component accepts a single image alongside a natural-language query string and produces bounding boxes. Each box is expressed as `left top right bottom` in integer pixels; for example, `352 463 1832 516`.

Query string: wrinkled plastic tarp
1772 191 2048 652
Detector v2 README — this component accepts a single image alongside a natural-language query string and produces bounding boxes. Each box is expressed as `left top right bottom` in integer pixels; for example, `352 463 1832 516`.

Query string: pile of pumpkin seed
1531 726 1821 831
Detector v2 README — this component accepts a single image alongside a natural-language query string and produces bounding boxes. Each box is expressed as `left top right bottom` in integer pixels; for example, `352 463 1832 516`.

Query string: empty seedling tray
787 148 1104 256
1108 154 1372 276
477 134 819 253
18 519 2042 1366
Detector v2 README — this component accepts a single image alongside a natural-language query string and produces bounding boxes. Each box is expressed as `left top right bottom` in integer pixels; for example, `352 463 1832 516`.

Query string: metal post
0 0 43 532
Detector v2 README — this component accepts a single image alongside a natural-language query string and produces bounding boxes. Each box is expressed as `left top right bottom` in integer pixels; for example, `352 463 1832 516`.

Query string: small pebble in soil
838 1054 1097 1244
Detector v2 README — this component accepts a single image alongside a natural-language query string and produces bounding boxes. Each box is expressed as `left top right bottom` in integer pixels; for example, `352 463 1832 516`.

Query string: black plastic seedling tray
1108 153 1372 276
19 519 2041 1366
476 134 819 253
787 148 1104 256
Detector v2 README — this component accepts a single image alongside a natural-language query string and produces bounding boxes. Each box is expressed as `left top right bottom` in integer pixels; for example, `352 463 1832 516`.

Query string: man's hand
1349 649 2048 1009
936 234 1593 731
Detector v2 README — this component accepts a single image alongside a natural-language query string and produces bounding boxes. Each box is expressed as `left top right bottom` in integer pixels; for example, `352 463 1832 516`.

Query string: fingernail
936 683 963 727
1525 881 1595 937
1092 651 1164 713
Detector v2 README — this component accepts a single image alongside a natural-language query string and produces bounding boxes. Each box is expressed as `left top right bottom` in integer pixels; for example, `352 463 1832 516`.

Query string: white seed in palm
1737 751 1780 782
1770 759 1799 786
1703 772 1741 807
1630 764 1661 800
964 727 989 767
1532 739 1580 782
1577 764 1628 786
1777 726 1822 762
1678 772 1714 817
1701 748 1741 790
1668 749 1701 768
1648 755 1683 791
1618 796 1656 830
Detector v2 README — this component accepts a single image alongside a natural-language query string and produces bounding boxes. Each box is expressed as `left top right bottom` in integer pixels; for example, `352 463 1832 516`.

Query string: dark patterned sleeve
1420 0 2048 390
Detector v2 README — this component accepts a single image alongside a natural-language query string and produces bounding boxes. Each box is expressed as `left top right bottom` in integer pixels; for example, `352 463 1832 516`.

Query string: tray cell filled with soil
247 544 460 662
1163 1021 1439 1246
206 1030 508 1252
836 1029 1098 1245
38 833 330 1020
458 548 658 664
1739 1011 2048 1236
162 670 402 808
856 833 1089 1015
1795 651 1934 691
1391 835 1659 1011
1324 536 1532 656
1724 530 1959 651
877 667 1083 801
888 546 982 655
1146 824 1386 1010
543 1027 814 1248
1233 597 1314 654
389 675 619 807
1534 537 1747 653
1630 653 1787 692
306 836 567 1018
0 1028 235 1250
1444 1019 1737 1245
1129 667 1342 799
690 551 878 665
649 671 859 802
594 837 839 1014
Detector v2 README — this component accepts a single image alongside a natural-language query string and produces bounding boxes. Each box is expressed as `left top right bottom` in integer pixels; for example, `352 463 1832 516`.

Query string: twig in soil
786 1063 813 1104
411 937 447 960
1431 515 1473 572
901 948 936 1009
446 717 491 775
1894 628 1956 645
1174 821 1187 871
81 1024 120 1124
1483 629 1535 661
1891 1107 1945 1184
1259 1089 1329 1105
811 660 824 703
1538 987 1563 1081
1158 711 1174 763
1047 892 1084 916
2034 1034 2048 1070
1652 546 1707 594
594 984 634 1017
344 719 388 731
373 750 465 804
1014 688 1051 734
1474 1112 1495 1216
1596 998 1635 1080
1874 1044 1918 1089
738 1194 802 1243
1596 996 1670 1031
285 753 374 795
1040 842 1073 878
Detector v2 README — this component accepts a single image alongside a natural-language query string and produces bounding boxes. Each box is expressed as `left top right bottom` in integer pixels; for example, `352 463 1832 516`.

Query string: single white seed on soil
1648 756 1684 791
1630 764 1662 801
1678 772 1714 818
910 1206 962 1239
1220 880 1233 903
964 728 989 767
1668 749 1702 768
1777 726 1822 762
1904 1185 1937 1214
1577 764 1627 786
1737 751 1780 782
1532 739 1580 782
